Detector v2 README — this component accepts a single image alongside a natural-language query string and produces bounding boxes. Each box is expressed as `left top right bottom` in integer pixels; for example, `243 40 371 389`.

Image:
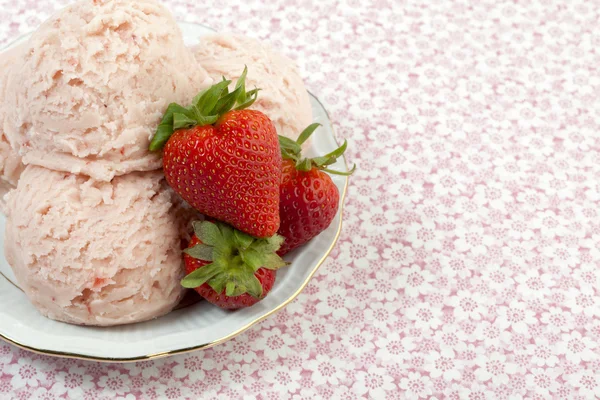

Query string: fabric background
2 0 600 399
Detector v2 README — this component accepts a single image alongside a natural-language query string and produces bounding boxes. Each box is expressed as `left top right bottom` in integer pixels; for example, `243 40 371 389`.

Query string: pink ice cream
3 166 195 326
2 0 211 182
192 34 313 139
0 44 26 201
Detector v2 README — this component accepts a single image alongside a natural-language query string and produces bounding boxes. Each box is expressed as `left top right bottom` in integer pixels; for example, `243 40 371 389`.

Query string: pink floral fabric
2 0 600 398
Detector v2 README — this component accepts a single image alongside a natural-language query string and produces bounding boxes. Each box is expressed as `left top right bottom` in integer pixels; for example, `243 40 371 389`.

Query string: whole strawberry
277 124 355 255
150 68 282 238
182 220 287 309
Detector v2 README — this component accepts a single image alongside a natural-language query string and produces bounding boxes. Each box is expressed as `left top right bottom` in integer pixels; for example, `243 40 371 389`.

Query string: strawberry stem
181 221 287 298
279 124 356 175
149 66 260 151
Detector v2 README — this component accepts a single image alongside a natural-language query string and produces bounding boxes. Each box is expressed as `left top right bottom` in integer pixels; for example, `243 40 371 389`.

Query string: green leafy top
181 221 287 298
149 66 259 151
278 123 356 176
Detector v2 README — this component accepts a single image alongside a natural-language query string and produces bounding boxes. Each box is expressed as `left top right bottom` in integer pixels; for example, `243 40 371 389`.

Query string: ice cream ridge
0 0 317 325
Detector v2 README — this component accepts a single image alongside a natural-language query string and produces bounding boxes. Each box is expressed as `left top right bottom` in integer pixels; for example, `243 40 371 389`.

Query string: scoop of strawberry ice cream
192 34 312 140
3 166 195 326
2 0 211 182
0 44 26 202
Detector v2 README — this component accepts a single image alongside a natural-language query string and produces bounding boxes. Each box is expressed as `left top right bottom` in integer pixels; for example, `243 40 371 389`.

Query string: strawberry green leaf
296 123 321 145
212 86 242 115
218 223 235 246
181 263 220 288
322 164 357 176
261 253 288 270
207 273 228 294
149 103 191 151
234 230 254 249
312 140 348 167
235 66 248 104
226 281 236 297
246 275 264 298
196 79 231 116
296 158 312 172
254 235 285 253
234 88 260 111
279 136 301 155
195 221 223 246
184 244 213 261
173 113 197 130
240 249 263 271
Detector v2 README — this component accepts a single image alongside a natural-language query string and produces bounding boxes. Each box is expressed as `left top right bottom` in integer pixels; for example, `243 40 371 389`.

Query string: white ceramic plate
0 22 348 362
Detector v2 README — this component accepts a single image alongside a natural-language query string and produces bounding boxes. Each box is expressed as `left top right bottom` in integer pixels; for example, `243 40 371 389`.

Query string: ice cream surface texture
4 166 188 326
192 34 312 139
0 44 26 200
2 0 211 181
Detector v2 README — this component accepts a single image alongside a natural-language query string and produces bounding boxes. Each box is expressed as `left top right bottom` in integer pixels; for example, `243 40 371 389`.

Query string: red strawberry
182 220 287 310
149 68 282 238
277 124 355 255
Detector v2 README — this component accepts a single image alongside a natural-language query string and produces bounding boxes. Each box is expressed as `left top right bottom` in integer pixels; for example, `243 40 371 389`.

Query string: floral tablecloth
3 0 600 399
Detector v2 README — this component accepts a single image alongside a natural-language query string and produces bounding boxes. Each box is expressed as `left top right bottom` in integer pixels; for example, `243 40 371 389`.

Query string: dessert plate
0 23 348 361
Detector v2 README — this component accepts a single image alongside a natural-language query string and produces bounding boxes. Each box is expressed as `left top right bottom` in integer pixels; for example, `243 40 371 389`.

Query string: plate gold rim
0 90 349 362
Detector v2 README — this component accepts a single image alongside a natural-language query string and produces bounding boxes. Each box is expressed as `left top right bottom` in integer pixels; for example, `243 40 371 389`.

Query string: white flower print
540 307 574 332
221 364 257 387
458 382 496 400
472 182 512 211
432 324 469 357
406 220 443 251
97 371 130 396
474 352 518 385
430 169 467 196
556 330 598 363
374 332 416 362
353 365 396 399
341 328 375 355
261 366 301 394
358 206 400 233
305 354 346 386
472 320 511 348
315 285 356 318
255 328 297 361
454 225 495 255
424 351 462 381
525 337 560 367
568 371 600 399
156 384 190 400
504 214 535 240
495 300 538 334
390 178 424 204
399 371 432 399
6 358 47 389
564 288 600 317
440 254 472 279
446 291 489 321
514 269 555 299
525 367 562 397
172 354 215 380
228 338 258 364
398 264 435 297
382 242 415 267
406 302 443 331
53 366 93 399
364 301 398 329
122 360 161 379
480 264 515 292
338 236 379 268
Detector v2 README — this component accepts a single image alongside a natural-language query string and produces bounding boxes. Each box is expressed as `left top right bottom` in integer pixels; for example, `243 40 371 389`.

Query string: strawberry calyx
149 66 259 151
278 123 356 176
181 221 287 298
